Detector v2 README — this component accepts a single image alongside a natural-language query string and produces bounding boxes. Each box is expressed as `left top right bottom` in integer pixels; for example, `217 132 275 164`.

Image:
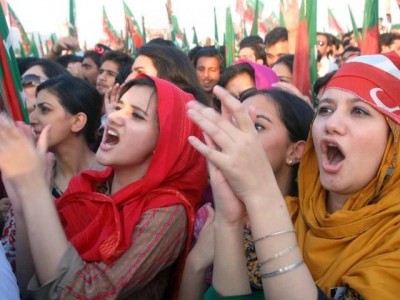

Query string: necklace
50 158 97 199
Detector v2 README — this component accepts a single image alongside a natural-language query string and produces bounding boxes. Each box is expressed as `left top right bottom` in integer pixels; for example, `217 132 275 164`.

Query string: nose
125 71 136 83
324 110 346 135
106 108 125 127
29 106 38 124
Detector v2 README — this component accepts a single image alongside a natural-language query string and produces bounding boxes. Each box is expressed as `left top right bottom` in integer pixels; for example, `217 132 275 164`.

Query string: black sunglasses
21 74 46 87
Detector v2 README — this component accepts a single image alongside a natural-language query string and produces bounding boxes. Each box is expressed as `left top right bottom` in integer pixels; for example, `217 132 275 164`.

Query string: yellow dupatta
286 120 400 299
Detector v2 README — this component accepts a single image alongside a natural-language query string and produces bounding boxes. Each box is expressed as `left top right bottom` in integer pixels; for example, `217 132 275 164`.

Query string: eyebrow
118 99 148 115
318 97 362 105
131 104 148 115
256 114 272 123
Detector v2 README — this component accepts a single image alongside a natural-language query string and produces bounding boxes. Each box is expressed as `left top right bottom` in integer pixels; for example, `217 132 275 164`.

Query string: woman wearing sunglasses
20 59 68 113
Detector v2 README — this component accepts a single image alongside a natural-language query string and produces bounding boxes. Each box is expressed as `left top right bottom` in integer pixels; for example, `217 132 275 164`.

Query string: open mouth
326 143 345 165
104 128 119 146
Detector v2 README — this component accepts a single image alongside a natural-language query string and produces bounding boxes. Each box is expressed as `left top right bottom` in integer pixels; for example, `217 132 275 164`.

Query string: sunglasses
317 40 326 46
21 74 46 88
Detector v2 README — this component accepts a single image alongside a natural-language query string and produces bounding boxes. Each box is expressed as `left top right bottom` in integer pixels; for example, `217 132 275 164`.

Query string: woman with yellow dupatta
186 51 400 299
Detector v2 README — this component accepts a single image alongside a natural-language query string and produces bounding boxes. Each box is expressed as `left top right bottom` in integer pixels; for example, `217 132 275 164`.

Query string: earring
288 160 293 165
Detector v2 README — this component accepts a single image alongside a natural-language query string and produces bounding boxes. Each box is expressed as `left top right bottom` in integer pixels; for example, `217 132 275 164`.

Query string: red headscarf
56 76 207 264
324 51 400 124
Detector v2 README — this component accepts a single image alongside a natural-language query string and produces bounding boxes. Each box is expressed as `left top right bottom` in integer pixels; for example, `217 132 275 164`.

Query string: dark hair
116 64 134 84
17 57 39 75
137 44 209 105
313 70 337 99
239 43 267 65
379 32 400 50
192 46 225 73
25 58 69 78
241 88 314 196
188 45 203 62
264 27 288 47
147 38 176 47
100 50 134 72
218 63 255 89
272 54 294 73
83 50 103 68
239 35 263 48
55 55 83 68
36 74 102 145
119 76 156 99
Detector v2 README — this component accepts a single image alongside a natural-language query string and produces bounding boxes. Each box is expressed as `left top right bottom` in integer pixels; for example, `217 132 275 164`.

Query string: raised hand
0 115 49 180
280 0 299 32
104 83 122 114
186 86 276 206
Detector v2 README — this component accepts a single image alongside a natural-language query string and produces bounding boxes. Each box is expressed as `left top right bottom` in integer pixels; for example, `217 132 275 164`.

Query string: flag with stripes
7 3 30 54
292 0 317 101
0 3 28 122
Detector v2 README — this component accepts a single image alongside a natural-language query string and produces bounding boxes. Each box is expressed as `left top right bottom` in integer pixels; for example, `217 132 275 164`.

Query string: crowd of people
0 6 400 299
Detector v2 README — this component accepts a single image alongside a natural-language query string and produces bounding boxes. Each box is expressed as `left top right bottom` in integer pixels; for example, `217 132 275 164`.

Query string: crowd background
0 0 400 299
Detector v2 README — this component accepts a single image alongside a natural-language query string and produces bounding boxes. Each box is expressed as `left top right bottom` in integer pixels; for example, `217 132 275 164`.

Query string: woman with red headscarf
0 75 207 299
187 51 400 299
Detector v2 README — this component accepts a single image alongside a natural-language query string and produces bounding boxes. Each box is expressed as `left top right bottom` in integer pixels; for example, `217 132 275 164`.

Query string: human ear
71 112 87 133
286 140 306 165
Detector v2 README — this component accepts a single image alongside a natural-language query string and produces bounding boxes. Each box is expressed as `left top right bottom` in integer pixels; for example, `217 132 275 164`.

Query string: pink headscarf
235 58 279 89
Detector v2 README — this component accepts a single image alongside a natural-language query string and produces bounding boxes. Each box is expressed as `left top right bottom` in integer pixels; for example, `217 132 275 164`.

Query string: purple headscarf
235 58 279 89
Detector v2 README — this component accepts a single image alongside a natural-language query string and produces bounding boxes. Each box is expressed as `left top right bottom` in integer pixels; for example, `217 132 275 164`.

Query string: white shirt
0 243 19 300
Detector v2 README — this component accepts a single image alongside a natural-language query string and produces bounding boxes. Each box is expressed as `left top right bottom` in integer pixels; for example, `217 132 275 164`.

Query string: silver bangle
253 229 295 243
259 245 297 266
261 260 304 278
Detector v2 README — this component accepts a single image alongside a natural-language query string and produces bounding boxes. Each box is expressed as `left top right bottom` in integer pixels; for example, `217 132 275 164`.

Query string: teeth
107 129 118 137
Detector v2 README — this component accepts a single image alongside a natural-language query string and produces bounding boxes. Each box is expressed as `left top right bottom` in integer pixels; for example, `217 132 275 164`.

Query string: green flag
123 0 143 48
29 33 40 57
142 16 146 44
360 0 379 54
166 0 182 42
69 0 78 38
192 26 199 45
348 5 360 41
214 7 219 45
250 0 259 36
225 6 235 67
102 6 119 44
7 4 30 54
292 0 317 101
182 28 189 50
279 0 285 27
0 4 28 122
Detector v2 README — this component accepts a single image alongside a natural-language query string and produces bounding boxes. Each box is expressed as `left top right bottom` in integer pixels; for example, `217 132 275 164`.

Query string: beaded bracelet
253 229 295 243
259 245 297 266
261 260 304 278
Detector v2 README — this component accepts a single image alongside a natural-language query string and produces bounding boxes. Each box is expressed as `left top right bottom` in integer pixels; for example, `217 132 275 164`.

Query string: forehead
317 34 328 42
36 88 62 104
196 56 220 68
239 47 255 56
82 57 97 66
100 60 119 72
266 40 289 54
133 55 155 69
272 62 290 74
243 94 280 118
121 85 158 112
226 72 255 94
23 65 48 79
